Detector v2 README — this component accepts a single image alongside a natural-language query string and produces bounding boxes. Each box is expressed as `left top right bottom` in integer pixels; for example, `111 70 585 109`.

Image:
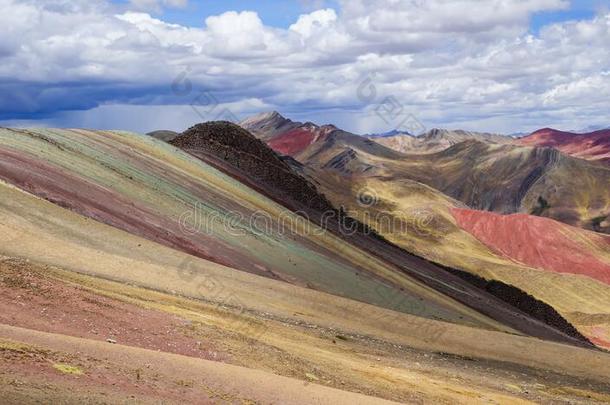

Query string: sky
1 0 609 135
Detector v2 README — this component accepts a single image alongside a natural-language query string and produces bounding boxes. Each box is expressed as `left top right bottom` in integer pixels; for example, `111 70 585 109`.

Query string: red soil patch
451 208 610 285
518 128 610 164
0 259 228 362
268 126 332 156
589 336 610 350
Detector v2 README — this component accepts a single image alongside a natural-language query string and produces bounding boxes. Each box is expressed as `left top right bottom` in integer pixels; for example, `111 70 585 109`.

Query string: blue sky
111 0 342 28
109 0 605 32
530 0 605 33
1 0 609 134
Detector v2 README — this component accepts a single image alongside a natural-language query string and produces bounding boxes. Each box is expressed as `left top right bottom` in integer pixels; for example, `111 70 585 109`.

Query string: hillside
240 112 512 156
309 171 610 350
1 193 609 402
451 209 610 286
518 128 610 165
1 128 503 327
2 128 610 401
169 121 337 215
295 134 610 234
165 122 602 345
239 114 610 348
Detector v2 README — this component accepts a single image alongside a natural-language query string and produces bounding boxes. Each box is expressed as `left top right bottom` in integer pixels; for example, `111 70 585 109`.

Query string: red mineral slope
518 128 610 164
451 208 610 286
267 124 336 156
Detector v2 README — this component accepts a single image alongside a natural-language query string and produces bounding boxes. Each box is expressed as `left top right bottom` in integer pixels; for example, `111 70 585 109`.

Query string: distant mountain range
366 128 512 154
239 111 339 156
241 110 610 164
366 129 414 138
242 113 610 164
240 110 610 234
240 113 513 156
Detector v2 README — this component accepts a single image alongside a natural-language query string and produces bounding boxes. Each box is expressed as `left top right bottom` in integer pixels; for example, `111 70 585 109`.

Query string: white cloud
290 8 337 38
0 0 609 133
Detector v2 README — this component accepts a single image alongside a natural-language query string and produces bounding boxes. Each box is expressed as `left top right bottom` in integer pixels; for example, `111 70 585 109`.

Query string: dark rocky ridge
171 121 338 215
445 267 591 344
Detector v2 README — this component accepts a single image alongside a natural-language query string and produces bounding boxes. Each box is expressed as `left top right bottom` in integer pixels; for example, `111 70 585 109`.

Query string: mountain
1 125 610 402
367 128 512 154
451 208 610 286
238 110 302 141
291 130 610 234
240 111 340 156
241 113 610 234
239 114 610 348
366 129 413 138
297 135 610 340
169 121 338 216
298 143 610 350
5 126 596 341
517 128 610 165
0 128 482 321
363 132 421 154
168 122 603 343
240 111 513 156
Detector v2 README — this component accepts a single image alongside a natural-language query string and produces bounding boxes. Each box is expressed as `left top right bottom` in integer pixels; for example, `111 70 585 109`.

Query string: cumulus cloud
339 0 569 33
290 8 337 38
0 0 608 133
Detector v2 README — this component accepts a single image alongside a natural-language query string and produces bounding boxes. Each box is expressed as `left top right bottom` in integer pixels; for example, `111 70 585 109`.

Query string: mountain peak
239 111 301 141
240 110 287 127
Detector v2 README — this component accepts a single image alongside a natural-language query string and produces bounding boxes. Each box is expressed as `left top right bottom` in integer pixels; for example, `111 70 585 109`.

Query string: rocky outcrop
445 267 593 346
171 121 337 214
